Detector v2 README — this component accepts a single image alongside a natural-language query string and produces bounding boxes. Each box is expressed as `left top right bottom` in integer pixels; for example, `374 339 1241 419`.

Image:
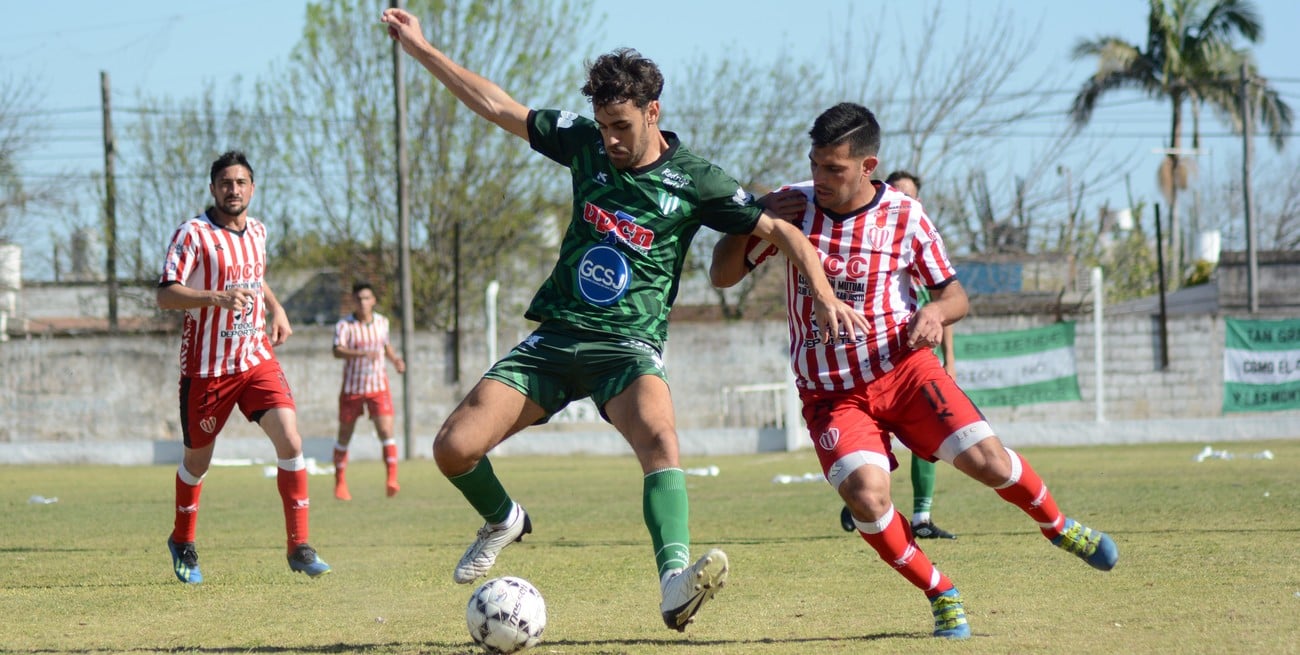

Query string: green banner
1223 317 1300 413
953 322 1080 407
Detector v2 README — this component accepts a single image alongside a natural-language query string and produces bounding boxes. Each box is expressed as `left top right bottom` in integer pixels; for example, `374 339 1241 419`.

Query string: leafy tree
117 0 591 329
252 0 590 329
1070 0 1293 285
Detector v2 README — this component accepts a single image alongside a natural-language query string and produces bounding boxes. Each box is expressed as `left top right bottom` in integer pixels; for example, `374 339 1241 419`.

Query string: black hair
581 48 663 110
885 170 921 192
809 103 881 158
352 281 374 296
209 150 254 184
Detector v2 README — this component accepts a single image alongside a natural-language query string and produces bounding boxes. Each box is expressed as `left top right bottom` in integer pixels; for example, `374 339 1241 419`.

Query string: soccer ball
466 576 547 654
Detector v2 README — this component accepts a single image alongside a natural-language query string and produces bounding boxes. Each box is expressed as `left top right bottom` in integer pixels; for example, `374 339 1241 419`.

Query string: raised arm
381 8 530 139
711 189 806 288
749 213 870 342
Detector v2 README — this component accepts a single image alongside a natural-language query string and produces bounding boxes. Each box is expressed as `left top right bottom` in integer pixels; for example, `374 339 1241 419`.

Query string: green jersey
524 109 761 349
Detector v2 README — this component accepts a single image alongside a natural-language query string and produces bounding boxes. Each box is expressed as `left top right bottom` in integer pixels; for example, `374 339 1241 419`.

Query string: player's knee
433 425 485 475
953 439 1012 486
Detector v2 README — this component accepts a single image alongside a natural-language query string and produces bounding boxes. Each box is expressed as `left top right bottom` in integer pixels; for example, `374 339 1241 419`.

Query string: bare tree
670 54 826 318
0 74 68 246
1205 149 1300 253
862 4 1130 259
117 82 285 281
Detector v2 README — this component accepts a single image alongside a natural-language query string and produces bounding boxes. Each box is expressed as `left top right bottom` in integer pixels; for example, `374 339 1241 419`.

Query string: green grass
3 440 1299 654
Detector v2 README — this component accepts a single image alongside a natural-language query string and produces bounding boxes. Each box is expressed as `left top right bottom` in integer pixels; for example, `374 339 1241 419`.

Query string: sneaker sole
661 549 729 632
291 565 333 578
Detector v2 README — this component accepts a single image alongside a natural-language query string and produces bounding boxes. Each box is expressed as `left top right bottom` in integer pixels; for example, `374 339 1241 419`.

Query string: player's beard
608 141 640 170
216 197 247 216
608 122 651 170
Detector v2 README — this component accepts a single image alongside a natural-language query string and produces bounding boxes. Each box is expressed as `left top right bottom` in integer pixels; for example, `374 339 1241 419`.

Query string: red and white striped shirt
334 313 392 394
746 181 956 391
159 211 275 378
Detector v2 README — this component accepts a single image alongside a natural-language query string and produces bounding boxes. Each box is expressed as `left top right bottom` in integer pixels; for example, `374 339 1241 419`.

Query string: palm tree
1069 0 1293 285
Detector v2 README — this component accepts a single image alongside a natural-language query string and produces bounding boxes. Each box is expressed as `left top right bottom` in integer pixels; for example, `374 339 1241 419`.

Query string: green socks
911 455 936 515
448 456 513 524
644 468 690 577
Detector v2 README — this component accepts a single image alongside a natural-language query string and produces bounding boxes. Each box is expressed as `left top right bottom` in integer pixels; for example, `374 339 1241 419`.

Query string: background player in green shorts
382 8 867 632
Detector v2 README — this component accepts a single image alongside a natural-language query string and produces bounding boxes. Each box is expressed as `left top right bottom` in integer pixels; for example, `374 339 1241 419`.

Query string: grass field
3 439 1299 655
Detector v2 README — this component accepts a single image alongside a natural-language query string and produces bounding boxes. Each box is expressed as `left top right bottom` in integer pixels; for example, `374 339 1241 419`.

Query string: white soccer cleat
659 548 729 631
453 504 532 584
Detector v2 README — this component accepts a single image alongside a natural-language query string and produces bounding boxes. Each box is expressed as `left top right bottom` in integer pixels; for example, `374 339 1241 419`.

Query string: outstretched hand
381 8 425 51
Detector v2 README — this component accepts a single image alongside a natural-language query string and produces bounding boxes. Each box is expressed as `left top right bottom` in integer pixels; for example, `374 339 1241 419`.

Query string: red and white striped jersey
159 211 275 378
334 313 392 394
746 180 956 391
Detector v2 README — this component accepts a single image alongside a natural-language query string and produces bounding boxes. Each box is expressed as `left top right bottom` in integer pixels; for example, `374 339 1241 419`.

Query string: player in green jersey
383 8 868 632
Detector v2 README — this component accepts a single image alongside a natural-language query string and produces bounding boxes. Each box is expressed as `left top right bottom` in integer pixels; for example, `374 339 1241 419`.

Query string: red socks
171 471 203 544
994 448 1066 538
277 460 311 552
857 506 953 597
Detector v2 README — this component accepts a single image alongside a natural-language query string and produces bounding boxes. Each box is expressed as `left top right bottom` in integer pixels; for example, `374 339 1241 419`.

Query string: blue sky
4 0 1299 279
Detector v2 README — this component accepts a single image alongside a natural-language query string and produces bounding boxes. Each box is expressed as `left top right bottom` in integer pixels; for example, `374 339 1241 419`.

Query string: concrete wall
3 311 1298 464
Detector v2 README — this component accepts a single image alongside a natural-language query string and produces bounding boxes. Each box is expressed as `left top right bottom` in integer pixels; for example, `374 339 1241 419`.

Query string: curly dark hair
809 103 881 158
581 48 663 109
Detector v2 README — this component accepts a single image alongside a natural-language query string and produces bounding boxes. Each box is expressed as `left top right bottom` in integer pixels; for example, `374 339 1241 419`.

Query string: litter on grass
1193 445 1275 462
772 472 825 484
27 495 58 504
685 466 720 477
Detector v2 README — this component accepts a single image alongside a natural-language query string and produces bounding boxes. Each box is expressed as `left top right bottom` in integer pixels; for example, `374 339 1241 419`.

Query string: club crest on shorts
199 416 217 434
818 427 840 450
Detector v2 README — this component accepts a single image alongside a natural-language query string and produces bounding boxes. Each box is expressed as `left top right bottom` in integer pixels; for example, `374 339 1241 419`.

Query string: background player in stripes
710 103 1117 639
382 8 867 632
836 170 957 540
156 150 330 583
331 281 406 500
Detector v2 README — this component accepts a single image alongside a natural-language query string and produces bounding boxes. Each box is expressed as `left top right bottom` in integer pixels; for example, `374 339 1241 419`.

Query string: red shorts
801 349 994 489
179 359 296 449
339 389 394 424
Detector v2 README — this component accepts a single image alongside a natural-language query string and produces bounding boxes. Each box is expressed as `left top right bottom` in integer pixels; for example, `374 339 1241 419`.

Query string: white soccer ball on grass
466 576 547 654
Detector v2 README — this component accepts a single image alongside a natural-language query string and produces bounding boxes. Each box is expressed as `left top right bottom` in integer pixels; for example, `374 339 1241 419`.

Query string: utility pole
100 71 118 333
390 0 415 459
1240 64 1259 314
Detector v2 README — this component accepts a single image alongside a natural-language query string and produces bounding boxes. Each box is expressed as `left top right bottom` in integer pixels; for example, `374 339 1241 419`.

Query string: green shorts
483 323 667 424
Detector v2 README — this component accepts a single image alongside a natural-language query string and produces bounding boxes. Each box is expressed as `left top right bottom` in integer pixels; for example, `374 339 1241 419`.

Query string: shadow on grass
7 632 927 654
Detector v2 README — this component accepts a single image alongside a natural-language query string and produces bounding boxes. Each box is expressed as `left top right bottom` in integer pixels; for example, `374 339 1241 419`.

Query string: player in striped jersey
383 8 866 632
837 170 957 541
157 151 330 583
711 103 1117 639
332 281 406 500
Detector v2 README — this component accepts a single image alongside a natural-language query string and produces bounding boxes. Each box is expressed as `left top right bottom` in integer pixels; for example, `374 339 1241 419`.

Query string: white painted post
485 280 499 367
1092 267 1105 423
784 367 801 451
